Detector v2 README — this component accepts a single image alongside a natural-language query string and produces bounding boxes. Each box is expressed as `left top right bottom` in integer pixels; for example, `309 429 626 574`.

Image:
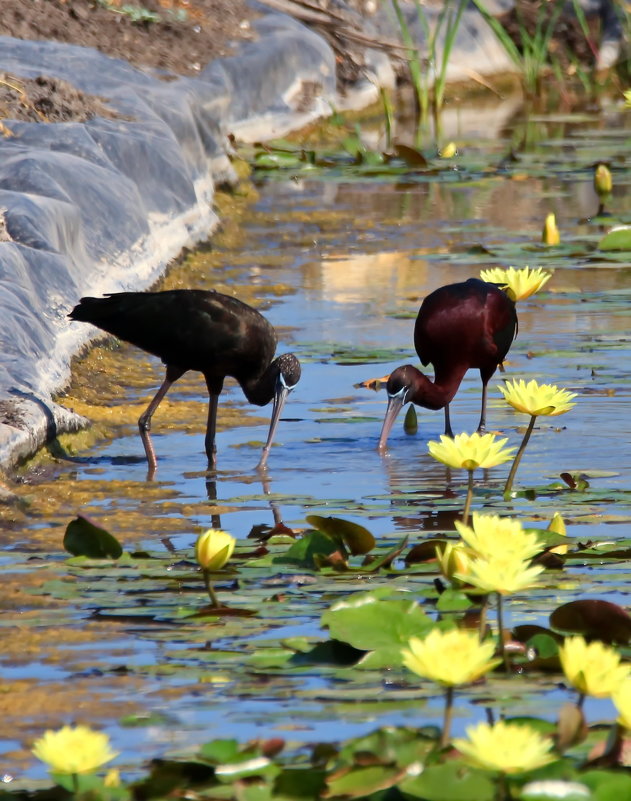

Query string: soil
0 0 257 122
0 0 606 126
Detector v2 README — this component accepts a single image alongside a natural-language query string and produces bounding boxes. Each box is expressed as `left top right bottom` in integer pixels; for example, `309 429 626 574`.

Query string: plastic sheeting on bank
0 8 395 472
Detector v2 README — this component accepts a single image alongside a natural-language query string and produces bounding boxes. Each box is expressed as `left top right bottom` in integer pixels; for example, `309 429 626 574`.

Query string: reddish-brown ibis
378 278 517 449
69 289 301 471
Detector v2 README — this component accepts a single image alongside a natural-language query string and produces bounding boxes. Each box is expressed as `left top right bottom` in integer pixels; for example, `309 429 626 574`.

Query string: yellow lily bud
439 142 457 158
542 212 560 246
547 512 566 537
594 163 612 200
547 512 568 554
195 528 236 570
436 541 473 585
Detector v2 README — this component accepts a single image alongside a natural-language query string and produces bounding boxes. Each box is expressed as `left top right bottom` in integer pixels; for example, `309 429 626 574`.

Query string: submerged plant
195 528 236 607
499 378 577 495
428 432 516 524
402 628 500 746
480 265 552 300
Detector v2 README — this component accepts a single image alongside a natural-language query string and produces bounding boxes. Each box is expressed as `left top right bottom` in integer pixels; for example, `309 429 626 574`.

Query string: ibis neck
410 366 468 410
241 361 278 407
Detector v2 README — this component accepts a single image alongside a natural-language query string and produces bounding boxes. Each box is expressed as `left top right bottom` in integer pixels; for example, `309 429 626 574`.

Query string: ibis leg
205 393 219 465
477 380 489 433
443 404 454 438
138 366 184 474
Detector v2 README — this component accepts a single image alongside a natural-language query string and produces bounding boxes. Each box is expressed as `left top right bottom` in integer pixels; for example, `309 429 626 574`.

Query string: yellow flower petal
454 720 556 774
32 725 118 775
498 378 576 417
401 628 500 686
613 678 631 730
454 513 542 562
195 528 236 570
480 266 552 300
428 432 515 471
559 636 629 698
456 554 544 595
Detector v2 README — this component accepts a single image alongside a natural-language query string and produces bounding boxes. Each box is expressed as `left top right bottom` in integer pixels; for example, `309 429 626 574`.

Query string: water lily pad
598 226 631 251
63 515 123 559
306 515 375 555
550 600 631 644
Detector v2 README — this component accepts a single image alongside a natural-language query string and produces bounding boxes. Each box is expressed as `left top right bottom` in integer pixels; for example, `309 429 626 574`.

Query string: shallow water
4 99 631 779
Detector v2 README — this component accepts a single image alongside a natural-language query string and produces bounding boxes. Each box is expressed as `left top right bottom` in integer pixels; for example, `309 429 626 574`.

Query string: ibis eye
388 386 408 403
279 373 298 392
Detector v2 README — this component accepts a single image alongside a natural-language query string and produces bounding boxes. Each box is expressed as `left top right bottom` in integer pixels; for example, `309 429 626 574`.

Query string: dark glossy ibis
69 289 301 471
378 278 517 450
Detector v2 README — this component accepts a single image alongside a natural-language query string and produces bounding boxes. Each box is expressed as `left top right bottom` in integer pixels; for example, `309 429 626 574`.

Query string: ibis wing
70 289 277 378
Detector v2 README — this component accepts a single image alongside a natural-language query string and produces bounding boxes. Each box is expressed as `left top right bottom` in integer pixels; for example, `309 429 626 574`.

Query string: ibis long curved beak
378 388 408 451
258 374 294 469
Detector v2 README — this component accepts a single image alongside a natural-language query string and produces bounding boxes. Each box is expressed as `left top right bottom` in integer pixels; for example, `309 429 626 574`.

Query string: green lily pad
63 515 123 559
598 226 631 251
306 515 376 555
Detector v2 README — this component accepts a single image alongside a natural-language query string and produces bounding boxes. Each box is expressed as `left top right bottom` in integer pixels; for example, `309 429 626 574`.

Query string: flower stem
202 568 220 608
503 415 537 497
497 772 512 801
462 469 475 525
441 685 454 748
72 773 80 798
478 595 489 640
496 592 510 673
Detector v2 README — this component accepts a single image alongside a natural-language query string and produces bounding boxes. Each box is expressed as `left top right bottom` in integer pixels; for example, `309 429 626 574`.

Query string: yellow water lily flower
498 378 577 417
594 163 612 199
428 432 516 471
612 679 631 729
455 513 542 561
542 213 560 246
402 628 500 686
436 541 474 585
480 266 552 301
195 528 236 570
32 725 118 775
456 554 544 595
624 89 631 107
559 636 629 698
454 720 557 774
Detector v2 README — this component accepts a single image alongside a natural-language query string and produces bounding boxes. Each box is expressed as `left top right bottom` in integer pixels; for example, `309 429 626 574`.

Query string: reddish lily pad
550 600 631 644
